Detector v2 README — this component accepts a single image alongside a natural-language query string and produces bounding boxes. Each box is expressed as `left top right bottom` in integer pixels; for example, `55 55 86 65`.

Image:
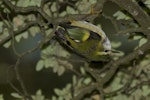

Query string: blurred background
0 1 140 100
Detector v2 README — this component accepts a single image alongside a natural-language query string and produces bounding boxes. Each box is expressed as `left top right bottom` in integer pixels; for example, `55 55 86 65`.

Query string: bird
55 20 112 61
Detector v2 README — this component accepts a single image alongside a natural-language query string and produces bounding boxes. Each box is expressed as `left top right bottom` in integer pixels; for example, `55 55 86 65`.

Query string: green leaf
145 0 150 4
80 67 86 75
0 28 9 41
17 0 41 7
66 6 77 14
0 94 4 100
17 0 30 7
54 88 62 96
36 60 44 71
13 15 25 28
66 84 71 90
89 0 97 3
3 40 11 48
72 75 77 86
29 26 40 37
30 0 41 7
52 96 57 100
15 34 23 42
0 22 3 33
83 77 91 85
113 11 131 20
3 8 10 13
58 97 63 100
111 41 121 48
44 57 59 68
144 0 150 8
44 58 51 68
36 89 42 95
11 93 22 99
59 11 67 17
32 89 45 100
139 38 147 47
45 28 53 36
51 2 57 12
142 85 150 96
22 31 28 39
58 66 65 76
53 65 59 73
131 89 142 100
113 94 129 100
133 35 142 40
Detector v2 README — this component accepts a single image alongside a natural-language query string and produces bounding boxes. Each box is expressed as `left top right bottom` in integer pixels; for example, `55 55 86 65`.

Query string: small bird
55 20 112 61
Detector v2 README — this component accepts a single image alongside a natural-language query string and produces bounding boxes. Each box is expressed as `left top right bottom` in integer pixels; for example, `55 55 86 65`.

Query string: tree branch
112 0 150 35
0 21 40 45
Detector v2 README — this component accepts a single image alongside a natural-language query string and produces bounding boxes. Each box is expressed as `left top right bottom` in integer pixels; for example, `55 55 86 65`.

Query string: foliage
0 95 4 100
0 0 150 100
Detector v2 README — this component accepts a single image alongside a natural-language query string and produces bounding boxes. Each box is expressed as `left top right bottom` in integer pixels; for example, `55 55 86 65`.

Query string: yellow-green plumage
55 21 112 61
67 28 90 42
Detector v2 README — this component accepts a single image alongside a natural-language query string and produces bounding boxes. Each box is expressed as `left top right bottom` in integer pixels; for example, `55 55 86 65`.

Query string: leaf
29 26 40 37
17 0 41 7
111 41 122 48
133 35 142 40
58 66 65 76
89 0 97 3
30 0 41 7
3 40 11 48
142 85 150 96
51 2 57 12
15 34 23 42
0 94 4 100
113 94 129 100
145 0 150 4
72 75 77 86
17 0 30 7
32 89 45 100
36 89 42 95
58 97 63 100
54 88 62 96
45 28 53 36
52 96 57 100
66 84 71 90
36 60 44 71
0 28 9 41
113 11 131 20
144 0 150 8
66 6 77 14
13 15 25 27
59 11 67 17
80 67 86 75
139 38 147 47
22 31 28 39
44 57 59 68
11 93 22 99
131 89 142 100
83 77 91 85
0 22 3 33
53 65 59 74
3 8 10 13
44 58 51 68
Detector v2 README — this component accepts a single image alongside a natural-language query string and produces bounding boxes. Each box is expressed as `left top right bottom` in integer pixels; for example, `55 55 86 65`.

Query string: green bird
55 20 112 61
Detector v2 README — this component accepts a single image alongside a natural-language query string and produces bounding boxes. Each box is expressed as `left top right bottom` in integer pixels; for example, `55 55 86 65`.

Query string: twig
112 0 150 35
0 20 40 45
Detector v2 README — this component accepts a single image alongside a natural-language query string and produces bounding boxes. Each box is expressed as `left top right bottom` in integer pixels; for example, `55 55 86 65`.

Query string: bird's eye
66 41 73 49
66 41 71 46
104 50 109 52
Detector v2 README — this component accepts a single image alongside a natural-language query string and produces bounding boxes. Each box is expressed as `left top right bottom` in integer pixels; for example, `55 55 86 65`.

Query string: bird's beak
110 49 124 57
